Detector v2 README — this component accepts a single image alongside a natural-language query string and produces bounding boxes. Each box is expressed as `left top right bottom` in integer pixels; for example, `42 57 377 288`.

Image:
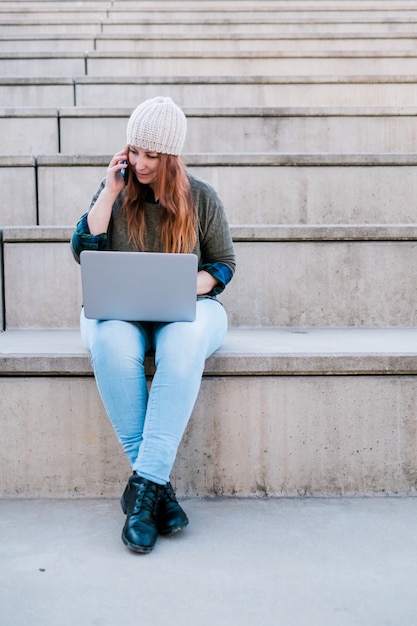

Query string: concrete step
0 0 109 10
87 8 417 21
4 106 417 156
3 3 417 21
1 326 417 496
97 18 417 37
0 19 99 36
3 50 417 78
4 13 417 34
3 32 417 53
2 0 417 11
4 75 417 108
3 14 417 36
87 31 417 52
3 154 417 227
3 225 417 330
0 7 107 20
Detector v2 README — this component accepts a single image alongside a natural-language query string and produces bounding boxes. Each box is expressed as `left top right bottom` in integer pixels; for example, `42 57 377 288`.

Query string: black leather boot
120 474 161 553
156 482 189 536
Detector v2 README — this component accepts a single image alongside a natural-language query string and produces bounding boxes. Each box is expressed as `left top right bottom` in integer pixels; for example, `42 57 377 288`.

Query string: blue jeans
80 298 227 485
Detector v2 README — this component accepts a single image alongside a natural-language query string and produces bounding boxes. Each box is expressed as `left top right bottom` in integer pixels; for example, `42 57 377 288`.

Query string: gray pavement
1 497 417 626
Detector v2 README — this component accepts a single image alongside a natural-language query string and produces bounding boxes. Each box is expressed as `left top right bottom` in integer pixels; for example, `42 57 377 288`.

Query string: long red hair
122 152 197 253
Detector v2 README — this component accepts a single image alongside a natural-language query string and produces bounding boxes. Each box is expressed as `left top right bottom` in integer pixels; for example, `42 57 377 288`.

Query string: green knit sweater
71 172 236 296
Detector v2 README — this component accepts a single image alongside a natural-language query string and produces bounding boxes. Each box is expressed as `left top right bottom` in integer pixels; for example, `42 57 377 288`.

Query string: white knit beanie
126 96 187 156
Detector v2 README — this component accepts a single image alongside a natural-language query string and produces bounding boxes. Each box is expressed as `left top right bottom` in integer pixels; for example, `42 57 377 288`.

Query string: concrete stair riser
0 11 107 21
5 76 417 108
0 35 95 53
5 107 417 156
0 22 99 36
0 54 85 77
0 157 37 226
4 33 417 54
88 10 417 20
4 52 417 77
3 234 417 329
2 373 417 497
4 18 417 36
5 7 417 20
222 240 417 328
92 35 417 54
2 1 417 12
1 109 59 155
73 78 417 108
0 78 74 108
87 53 417 78
3 156 417 227
101 22 417 36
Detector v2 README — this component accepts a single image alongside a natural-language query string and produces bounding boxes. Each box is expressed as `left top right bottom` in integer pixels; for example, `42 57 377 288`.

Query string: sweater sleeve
192 175 236 293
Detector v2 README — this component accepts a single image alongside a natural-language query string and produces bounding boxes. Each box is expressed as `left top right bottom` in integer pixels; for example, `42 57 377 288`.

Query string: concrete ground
1 497 416 626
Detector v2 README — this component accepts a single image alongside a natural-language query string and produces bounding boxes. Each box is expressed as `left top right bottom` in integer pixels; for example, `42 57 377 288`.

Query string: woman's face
127 146 161 189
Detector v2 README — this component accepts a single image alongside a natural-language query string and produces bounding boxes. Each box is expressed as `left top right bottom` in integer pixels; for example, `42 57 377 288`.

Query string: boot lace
131 481 159 516
160 482 177 505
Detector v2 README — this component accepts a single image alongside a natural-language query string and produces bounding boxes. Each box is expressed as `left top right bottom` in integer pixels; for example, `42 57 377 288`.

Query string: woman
71 96 236 554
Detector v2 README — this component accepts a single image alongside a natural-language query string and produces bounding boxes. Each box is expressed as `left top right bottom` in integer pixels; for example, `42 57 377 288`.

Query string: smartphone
121 161 128 184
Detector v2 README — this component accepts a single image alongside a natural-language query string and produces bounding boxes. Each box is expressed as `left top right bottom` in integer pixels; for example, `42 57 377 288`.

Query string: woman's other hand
196 270 219 296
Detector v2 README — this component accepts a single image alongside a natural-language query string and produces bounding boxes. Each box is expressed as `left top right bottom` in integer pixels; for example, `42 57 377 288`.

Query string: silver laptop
80 250 198 322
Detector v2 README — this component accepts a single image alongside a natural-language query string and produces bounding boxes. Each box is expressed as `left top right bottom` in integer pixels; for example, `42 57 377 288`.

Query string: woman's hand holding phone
87 150 128 235
106 150 129 194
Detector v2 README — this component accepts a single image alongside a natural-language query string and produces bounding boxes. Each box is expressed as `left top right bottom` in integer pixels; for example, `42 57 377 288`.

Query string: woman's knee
88 320 148 368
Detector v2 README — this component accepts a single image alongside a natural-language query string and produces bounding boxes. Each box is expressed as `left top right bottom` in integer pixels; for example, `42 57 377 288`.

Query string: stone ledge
1 153 415 168
0 107 58 117
5 105 417 117
84 50 417 60
73 74 417 85
5 224 417 242
0 1 415 12
4 30 417 41
6 50 417 62
58 105 417 117
3 75 417 87
0 77 73 85
1 327 417 376
4 15 417 26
